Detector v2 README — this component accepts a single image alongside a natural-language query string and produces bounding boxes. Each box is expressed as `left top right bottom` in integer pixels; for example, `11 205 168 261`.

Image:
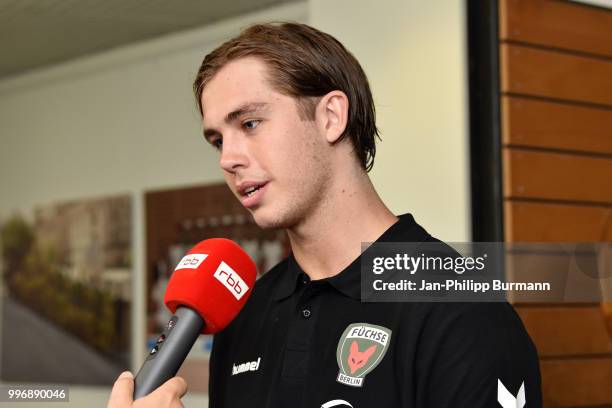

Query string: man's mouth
244 185 263 197
237 181 269 208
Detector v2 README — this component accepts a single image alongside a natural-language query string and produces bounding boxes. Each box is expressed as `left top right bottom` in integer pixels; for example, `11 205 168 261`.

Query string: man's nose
219 134 249 173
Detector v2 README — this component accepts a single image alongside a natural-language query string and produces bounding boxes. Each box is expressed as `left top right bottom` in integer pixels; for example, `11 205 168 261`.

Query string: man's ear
316 90 349 144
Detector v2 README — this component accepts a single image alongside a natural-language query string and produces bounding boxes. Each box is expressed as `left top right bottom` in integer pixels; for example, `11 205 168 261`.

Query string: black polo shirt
208 214 542 407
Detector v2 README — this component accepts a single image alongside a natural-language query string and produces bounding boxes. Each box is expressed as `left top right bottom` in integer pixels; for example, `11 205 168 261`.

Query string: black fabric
208 214 542 407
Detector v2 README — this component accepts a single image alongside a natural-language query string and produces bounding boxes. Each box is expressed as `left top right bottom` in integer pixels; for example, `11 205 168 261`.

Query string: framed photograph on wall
0 194 132 384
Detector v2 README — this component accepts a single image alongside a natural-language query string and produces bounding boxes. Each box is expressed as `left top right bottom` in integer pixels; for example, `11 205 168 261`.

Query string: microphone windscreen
164 238 257 334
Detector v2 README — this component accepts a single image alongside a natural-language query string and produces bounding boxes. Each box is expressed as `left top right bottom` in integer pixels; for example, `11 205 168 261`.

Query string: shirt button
302 309 312 319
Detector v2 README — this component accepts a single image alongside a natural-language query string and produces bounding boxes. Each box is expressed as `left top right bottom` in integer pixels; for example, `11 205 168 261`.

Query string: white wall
0 2 306 215
0 0 469 405
310 0 471 242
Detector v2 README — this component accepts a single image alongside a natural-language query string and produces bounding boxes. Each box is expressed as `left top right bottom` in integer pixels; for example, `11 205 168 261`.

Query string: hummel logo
497 379 526 408
231 357 261 376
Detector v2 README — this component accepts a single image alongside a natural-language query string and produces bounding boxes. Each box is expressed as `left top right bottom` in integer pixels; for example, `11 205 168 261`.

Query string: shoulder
417 301 533 347
399 301 535 358
411 302 541 405
424 297 519 320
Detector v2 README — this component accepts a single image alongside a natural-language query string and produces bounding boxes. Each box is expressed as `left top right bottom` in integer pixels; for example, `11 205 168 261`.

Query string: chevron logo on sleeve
497 379 526 408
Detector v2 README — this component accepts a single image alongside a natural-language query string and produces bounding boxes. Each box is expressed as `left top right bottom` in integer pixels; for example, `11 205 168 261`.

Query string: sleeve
413 302 542 408
208 330 229 408
208 334 220 408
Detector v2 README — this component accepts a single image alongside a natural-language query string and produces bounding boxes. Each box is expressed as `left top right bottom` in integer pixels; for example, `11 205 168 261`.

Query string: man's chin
249 208 289 230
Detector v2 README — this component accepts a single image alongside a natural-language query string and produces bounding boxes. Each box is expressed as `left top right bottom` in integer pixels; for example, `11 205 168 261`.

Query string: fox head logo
348 341 377 374
336 323 392 387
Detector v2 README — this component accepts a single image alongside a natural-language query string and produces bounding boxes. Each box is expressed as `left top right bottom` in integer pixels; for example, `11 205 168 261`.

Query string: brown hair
193 22 380 172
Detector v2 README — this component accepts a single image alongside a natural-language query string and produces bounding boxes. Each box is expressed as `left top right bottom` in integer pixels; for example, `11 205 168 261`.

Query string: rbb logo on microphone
175 254 208 271
213 261 250 300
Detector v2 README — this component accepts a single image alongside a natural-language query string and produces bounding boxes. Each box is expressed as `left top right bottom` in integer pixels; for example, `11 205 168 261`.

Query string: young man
108 23 541 407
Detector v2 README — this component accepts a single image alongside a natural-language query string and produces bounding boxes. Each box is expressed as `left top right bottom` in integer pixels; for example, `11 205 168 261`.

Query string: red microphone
134 238 256 399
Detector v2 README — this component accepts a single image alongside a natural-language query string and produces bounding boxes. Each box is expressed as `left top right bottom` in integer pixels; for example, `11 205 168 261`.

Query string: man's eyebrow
202 102 270 140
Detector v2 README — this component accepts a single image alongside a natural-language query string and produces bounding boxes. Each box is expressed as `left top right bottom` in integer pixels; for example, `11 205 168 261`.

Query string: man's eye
211 138 222 149
243 120 260 130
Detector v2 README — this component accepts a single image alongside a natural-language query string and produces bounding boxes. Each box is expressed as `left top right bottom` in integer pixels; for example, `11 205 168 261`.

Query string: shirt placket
274 277 323 407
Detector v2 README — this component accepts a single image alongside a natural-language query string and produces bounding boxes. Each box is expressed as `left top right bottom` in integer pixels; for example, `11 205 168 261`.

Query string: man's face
201 57 332 229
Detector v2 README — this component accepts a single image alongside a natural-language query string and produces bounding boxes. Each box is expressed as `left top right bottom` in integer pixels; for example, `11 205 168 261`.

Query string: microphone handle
133 307 205 399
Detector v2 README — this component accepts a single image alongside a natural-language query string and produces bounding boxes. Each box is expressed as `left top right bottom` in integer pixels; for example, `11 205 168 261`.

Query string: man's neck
286 172 398 281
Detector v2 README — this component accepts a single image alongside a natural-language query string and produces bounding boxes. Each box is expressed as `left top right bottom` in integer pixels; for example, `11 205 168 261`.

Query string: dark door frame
467 0 505 242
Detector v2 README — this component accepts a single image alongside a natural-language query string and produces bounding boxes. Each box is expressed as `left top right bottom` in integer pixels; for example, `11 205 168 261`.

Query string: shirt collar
272 213 431 301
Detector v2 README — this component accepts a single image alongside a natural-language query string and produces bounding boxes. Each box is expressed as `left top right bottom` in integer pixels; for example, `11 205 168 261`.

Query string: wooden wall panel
502 96 612 155
500 43 612 106
500 0 612 57
516 305 612 357
503 149 612 203
505 201 612 242
505 253 607 305
498 1 612 405
541 357 612 406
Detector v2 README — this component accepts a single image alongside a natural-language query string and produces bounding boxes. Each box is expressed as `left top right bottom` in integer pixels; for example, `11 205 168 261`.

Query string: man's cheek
223 176 237 198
